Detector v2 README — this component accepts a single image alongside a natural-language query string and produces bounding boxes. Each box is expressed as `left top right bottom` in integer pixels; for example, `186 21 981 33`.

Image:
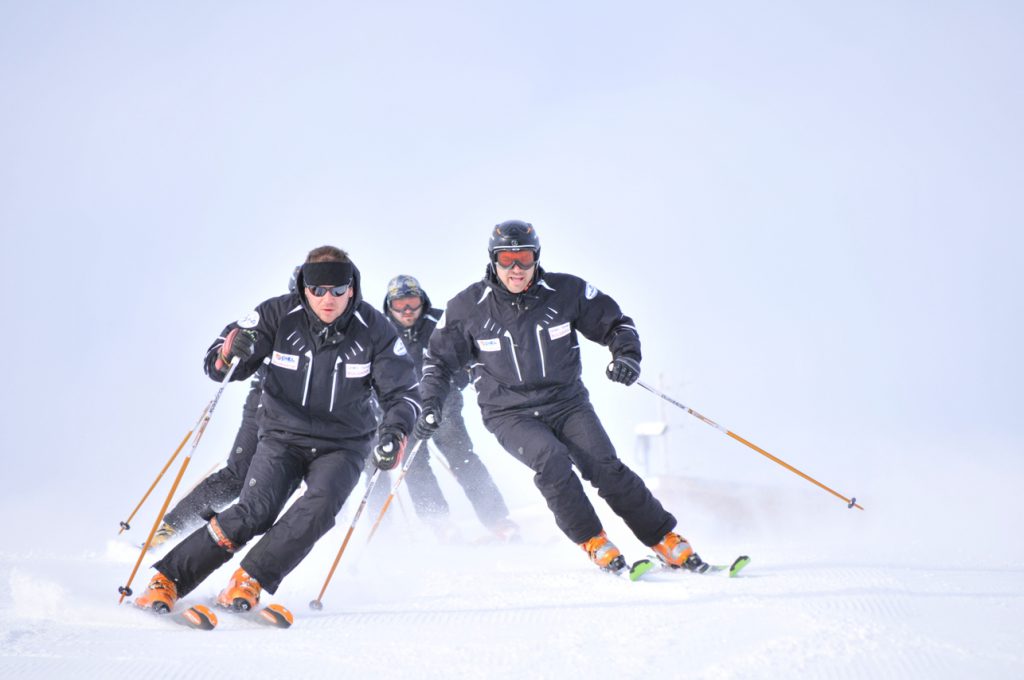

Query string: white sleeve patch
394 338 408 356
238 310 261 328
584 283 599 300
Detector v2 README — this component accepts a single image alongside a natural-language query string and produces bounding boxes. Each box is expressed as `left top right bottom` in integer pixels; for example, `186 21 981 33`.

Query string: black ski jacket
205 264 420 443
420 266 641 415
381 288 470 391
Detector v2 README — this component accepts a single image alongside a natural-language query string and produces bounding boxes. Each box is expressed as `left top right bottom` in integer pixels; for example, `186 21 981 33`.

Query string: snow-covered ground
2 434 1021 679
3 3 1022 678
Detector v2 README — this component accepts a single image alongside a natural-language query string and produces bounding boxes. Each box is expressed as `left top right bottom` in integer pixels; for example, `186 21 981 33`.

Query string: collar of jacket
296 288 359 345
388 315 424 345
296 261 365 340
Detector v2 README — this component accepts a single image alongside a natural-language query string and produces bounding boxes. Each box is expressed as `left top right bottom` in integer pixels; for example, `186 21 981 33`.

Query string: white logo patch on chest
584 283 599 300
548 322 571 340
477 338 501 352
271 351 300 370
394 338 408 356
346 362 371 378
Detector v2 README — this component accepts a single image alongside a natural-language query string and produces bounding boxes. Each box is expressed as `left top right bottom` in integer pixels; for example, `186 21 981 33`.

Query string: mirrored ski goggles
494 249 537 270
389 297 423 313
306 282 352 297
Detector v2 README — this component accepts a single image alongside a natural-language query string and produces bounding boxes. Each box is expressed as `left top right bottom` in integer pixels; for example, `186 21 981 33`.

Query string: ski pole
364 439 426 543
636 380 864 510
309 462 392 611
118 360 242 604
117 402 212 534
429 442 457 480
178 457 226 499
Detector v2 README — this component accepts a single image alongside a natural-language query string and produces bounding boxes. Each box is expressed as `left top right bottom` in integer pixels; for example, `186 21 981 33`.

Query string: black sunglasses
306 283 351 297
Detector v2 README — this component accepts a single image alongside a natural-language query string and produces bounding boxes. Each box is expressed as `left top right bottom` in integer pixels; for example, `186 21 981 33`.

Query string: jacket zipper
535 324 547 378
503 330 523 382
329 357 341 411
301 350 314 406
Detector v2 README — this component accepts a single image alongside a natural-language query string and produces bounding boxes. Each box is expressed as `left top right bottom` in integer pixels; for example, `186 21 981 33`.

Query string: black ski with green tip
600 556 659 581
645 554 751 578
627 558 658 581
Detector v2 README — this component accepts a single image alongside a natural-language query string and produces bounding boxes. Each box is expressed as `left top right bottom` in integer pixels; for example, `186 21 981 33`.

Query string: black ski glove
413 398 443 440
220 328 257 366
606 355 641 386
373 425 406 470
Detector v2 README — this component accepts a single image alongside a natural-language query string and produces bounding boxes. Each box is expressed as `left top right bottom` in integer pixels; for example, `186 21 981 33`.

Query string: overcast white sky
1 2 1020 549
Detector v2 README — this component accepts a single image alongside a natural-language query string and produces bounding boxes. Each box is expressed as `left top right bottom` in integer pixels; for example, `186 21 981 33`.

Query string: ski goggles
494 249 537 270
306 282 351 297
389 297 423 313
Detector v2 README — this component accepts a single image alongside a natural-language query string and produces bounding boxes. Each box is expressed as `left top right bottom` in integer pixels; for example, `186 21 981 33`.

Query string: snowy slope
2 457 1021 680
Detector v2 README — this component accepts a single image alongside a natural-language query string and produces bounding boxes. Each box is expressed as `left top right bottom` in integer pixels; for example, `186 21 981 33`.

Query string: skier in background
381 274 518 543
148 267 302 549
414 220 711 574
134 245 419 613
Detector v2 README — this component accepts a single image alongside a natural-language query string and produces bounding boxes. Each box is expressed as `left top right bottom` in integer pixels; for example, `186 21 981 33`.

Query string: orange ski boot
580 531 627 573
216 567 262 611
134 572 178 613
652 531 710 573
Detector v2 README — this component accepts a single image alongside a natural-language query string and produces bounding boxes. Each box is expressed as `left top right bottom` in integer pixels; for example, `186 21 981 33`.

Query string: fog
1 2 1020 567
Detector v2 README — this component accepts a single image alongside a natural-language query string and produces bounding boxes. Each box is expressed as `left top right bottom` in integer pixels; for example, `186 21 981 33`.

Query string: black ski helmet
488 220 540 263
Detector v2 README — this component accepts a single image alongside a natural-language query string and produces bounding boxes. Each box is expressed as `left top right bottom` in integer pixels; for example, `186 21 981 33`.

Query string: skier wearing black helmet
381 274 518 542
415 220 709 574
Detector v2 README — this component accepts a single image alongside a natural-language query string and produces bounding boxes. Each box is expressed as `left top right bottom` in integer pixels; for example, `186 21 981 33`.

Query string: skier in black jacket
151 269 302 547
381 274 517 542
415 221 709 574
135 246 420 613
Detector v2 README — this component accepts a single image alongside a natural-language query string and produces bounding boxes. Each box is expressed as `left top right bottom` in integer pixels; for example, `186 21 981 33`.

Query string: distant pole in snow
636 380 864 511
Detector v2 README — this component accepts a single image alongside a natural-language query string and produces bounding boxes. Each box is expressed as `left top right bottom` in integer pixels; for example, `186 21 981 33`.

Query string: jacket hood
296 260 364 333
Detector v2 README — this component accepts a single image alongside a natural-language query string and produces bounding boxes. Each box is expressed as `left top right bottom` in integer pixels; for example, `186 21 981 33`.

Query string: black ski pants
483 399 675 546
155 433 365 596
404 390 510 530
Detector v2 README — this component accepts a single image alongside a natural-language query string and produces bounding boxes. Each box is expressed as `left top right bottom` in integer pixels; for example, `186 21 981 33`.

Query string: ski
713 555 751 577
253 603 294 628
177 604 219 630
133 602 219 630
214 601 295 629
628 558 657 581
645 554 751 578
600 557 658 581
